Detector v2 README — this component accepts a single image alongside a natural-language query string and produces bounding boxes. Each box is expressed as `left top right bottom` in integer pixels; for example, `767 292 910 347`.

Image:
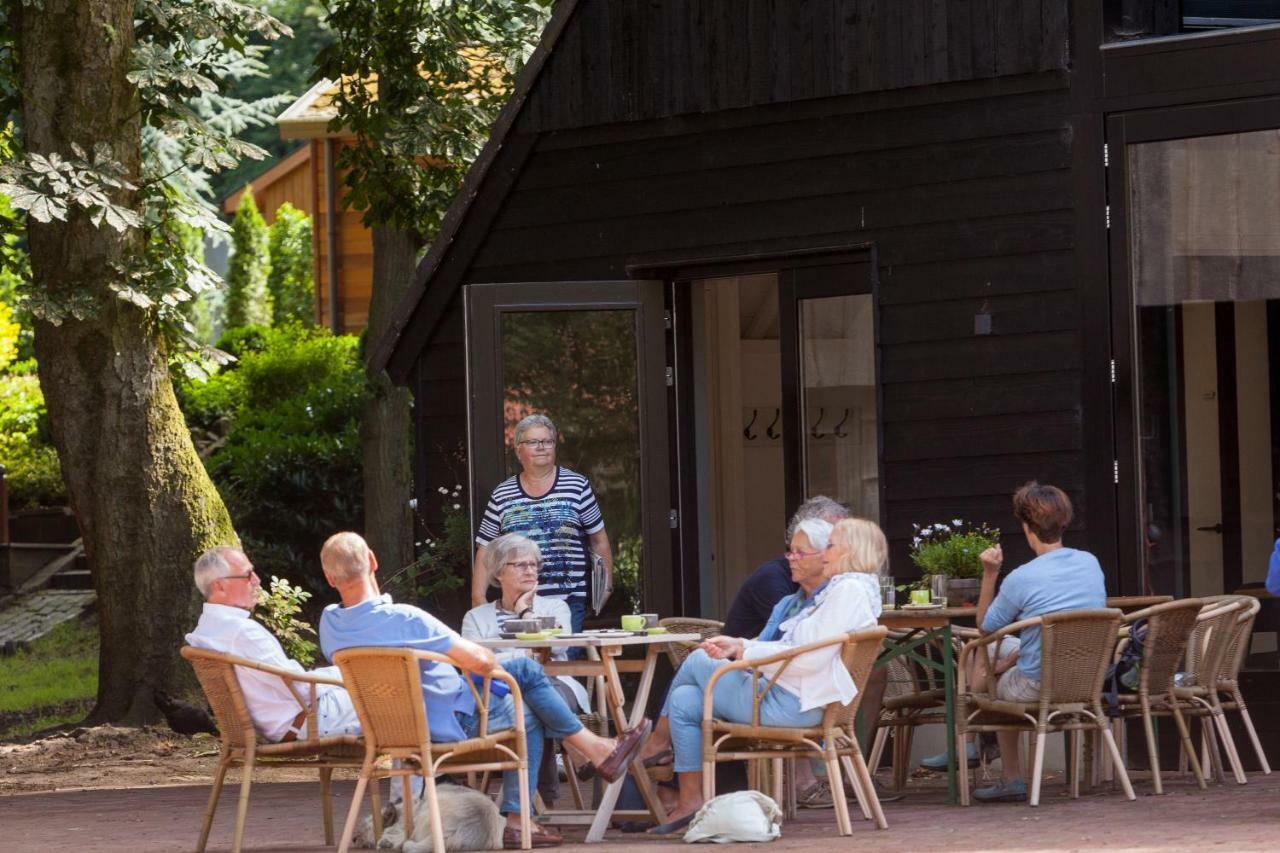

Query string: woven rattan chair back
1134 599 1203 697
825 626 890 731
1219 596 1260 684
1187 600 1247 689
1037 608 1123 707
333 647 432 752
182 646 259 751
658 617 723 668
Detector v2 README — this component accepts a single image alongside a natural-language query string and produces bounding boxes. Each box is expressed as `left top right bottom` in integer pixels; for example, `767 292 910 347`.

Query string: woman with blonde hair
640 515 887 833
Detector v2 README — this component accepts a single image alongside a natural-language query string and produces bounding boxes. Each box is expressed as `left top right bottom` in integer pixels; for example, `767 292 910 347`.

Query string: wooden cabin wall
522 0 1070 132
430 72 1083 573
313 139 375 333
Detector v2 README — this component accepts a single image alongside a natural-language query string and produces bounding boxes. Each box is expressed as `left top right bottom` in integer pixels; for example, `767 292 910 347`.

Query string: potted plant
908 519 1001 607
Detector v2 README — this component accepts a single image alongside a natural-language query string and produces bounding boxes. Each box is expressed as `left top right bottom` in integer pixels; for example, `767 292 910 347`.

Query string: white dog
353 782 506 852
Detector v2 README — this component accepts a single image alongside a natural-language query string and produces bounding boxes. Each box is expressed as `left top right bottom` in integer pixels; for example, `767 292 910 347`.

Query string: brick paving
0 589 95 653
1 770 1277 852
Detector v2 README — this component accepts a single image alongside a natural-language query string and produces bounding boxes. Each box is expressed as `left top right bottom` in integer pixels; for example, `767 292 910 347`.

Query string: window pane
498 310 642 601
1129 130 1280 599
798 293 879 521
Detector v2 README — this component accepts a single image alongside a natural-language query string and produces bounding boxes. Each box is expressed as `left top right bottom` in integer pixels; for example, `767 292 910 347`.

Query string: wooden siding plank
947 0 973 79
902 0 928 88
882 370 1079 422
882 494 1085 540
971 0 996 77
770 0 793 102
927 0 949 83
877 249 1073 305
882 409 1081 462
879 288 1079 345
880 329 1080 384
1039 0 1067 72
518 90 1069 190
748 0 774 105
480 170 1070 267
500 129 1069 228
469 210 1074 282
884 451 1085 500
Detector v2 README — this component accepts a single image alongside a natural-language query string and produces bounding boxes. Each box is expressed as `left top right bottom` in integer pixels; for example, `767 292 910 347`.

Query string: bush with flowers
909 519 1001 579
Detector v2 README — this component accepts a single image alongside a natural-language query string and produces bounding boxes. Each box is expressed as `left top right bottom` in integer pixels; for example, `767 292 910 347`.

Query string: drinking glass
879 576 896 610
929 574 949 608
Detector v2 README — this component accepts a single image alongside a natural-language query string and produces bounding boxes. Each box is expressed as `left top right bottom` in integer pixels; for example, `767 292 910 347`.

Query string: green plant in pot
908 519 1000 606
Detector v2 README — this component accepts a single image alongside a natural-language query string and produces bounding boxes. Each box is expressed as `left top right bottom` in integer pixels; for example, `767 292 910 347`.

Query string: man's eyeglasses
518 439 556 449
505 560 539 573
784 549 822 560
222 569 258 582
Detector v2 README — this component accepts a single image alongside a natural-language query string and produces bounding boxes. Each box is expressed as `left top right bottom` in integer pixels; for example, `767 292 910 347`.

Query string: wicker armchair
181 646 366 853
332 648 532 853
1174 598 1251 785
1107 598 1207 793
1193 595 1271 776
955 608 1135 807
701 627 891 836
658 617 724 669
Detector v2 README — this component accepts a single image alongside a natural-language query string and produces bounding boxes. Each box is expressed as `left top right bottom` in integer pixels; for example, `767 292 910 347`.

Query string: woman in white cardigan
643 516 885 833
460 532 590 805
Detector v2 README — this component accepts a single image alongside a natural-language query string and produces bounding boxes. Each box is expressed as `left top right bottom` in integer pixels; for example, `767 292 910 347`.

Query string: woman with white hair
639 516 887 834
471 413 613 638
462 532 590 807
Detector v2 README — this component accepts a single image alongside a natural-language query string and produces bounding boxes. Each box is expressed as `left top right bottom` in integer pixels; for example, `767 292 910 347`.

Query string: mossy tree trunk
362 226 416 576
18 0 238 723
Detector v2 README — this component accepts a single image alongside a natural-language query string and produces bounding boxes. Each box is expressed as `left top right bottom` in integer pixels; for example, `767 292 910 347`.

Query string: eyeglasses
784 549 823 560
222 569 258 582
518 439 556 449
504 560 539 573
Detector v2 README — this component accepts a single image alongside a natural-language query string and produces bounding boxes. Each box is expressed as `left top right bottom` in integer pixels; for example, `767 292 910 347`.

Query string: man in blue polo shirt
970 482 1107 803
318 532 649 849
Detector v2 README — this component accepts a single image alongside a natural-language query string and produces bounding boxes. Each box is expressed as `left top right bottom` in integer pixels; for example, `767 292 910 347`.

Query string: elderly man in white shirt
185 546 359 741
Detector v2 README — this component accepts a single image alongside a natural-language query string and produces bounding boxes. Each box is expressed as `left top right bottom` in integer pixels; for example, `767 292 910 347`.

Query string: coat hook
766 408 782 440
833 408 851 438
810 407 826 439
743 408 759 441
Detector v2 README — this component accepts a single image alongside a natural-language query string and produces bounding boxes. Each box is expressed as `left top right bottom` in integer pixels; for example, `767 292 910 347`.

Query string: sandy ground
0 724 314 794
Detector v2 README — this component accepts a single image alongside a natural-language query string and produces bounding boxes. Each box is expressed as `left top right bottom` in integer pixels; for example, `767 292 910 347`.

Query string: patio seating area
3 768 1277 853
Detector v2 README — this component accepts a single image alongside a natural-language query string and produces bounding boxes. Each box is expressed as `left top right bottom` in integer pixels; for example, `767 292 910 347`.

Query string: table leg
942 623 957 804
585 644 668 841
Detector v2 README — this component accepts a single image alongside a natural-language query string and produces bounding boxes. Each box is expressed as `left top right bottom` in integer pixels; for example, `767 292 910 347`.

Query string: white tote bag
683 790 782 844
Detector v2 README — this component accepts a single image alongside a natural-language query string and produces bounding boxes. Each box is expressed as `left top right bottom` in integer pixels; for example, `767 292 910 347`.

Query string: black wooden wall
522 0 1070 131
407 0 1088 582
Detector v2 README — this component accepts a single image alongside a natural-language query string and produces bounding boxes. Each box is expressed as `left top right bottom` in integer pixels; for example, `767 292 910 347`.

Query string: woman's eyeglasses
518 439 556 449
505 560 539 573
784 549 822 560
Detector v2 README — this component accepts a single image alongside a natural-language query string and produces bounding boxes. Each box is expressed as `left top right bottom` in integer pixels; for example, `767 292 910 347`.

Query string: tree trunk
361 226 417 575
19 0 238 723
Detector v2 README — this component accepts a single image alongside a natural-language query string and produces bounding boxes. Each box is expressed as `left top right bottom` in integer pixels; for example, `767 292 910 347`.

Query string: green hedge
0 366 66 508
180 325 367 596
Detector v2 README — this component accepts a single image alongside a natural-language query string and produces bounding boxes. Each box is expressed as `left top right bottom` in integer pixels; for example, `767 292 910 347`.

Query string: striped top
475 467 605 600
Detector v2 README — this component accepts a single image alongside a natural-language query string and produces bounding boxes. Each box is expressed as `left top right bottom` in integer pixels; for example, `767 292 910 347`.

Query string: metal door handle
1196 523 1224 534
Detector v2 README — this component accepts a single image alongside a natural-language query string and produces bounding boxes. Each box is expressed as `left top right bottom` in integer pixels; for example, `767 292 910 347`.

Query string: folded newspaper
591 552 609 614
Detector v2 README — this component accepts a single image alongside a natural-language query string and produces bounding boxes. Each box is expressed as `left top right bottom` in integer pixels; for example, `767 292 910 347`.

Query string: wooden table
477 632 700 842
877 607 977 804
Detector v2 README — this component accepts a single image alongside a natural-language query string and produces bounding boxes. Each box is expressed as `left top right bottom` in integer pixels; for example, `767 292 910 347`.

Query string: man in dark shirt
722 496 850 638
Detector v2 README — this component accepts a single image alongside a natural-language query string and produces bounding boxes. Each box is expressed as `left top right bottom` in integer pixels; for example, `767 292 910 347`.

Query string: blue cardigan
1266 538 1280 596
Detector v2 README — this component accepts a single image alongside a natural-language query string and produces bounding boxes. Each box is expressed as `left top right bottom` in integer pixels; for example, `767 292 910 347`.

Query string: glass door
465 281 673 616
779 261 882 521
1110 101 1280 608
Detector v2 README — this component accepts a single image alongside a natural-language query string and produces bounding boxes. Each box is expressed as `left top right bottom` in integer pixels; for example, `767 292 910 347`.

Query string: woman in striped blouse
472 413 614 636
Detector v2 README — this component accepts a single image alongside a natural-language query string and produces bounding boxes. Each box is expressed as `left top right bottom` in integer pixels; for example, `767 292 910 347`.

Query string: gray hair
487 533 542 587
793 518 834 551
785 495 850 546
513 414 558 447
193 546 244 597
320 531 372 584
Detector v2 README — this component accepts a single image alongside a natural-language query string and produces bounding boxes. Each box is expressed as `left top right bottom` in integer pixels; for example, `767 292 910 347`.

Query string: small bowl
639 613 660 628
505 619 540 634
535 615 558 631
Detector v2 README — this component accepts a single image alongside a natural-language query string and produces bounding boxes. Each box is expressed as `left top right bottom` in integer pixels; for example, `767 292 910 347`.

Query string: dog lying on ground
354 782 506 851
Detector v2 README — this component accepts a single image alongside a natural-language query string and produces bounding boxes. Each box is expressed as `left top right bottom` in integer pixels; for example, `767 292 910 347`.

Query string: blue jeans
454 656 584 814
566 597 588 661
661 649 823 773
